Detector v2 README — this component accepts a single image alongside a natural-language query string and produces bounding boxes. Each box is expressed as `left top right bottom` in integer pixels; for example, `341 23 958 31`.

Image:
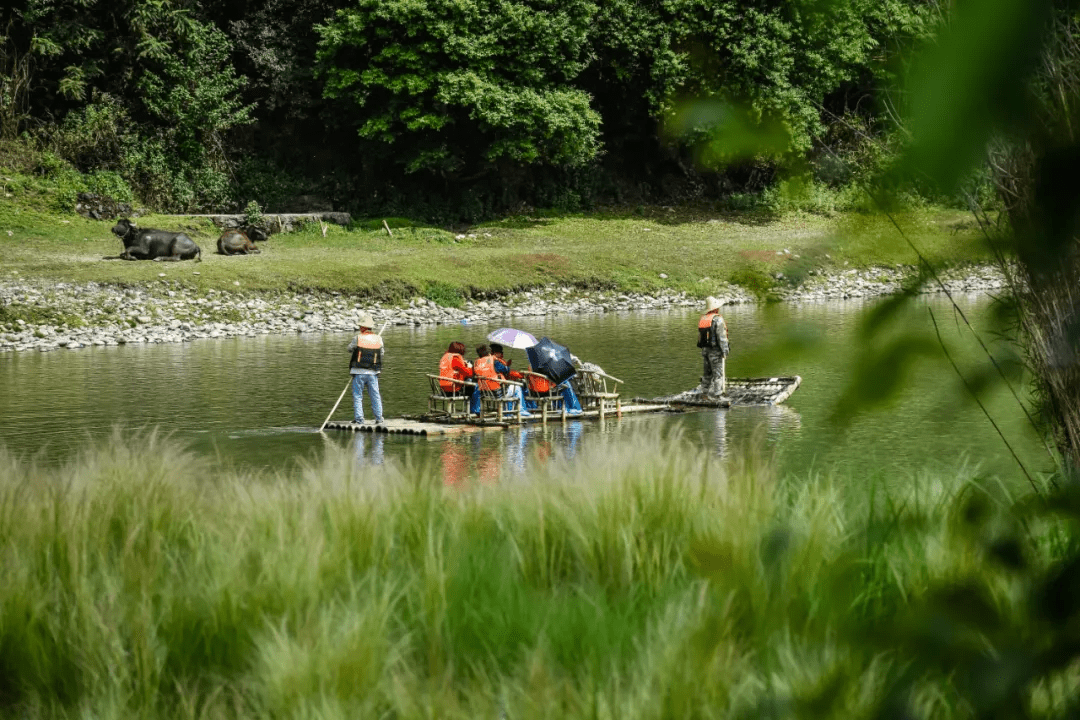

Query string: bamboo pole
319 382 351 432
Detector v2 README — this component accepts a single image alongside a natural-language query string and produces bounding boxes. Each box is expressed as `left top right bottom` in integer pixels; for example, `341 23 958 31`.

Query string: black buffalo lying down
110 218 202 262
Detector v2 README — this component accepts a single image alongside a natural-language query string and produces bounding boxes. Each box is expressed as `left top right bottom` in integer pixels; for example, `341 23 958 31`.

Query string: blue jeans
352 371 383 423
471 384 530 415
524 383 581 414
559 382 582 412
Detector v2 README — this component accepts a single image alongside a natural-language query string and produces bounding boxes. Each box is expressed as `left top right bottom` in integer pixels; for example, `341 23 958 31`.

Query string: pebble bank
0 265 1007 353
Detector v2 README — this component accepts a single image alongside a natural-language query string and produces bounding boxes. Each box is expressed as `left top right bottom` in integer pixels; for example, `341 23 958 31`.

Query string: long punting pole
319 319 391 432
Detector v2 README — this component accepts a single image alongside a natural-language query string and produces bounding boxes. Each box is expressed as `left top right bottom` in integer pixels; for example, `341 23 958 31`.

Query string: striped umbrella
485 327 538 349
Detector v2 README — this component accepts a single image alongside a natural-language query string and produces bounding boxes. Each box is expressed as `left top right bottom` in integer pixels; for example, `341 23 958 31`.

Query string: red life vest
527 368 553 394
474 355 501 391
438 352 466 392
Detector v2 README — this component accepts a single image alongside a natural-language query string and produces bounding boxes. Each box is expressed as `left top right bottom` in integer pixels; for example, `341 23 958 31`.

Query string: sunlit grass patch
0 428 1068 718
0 171 995 301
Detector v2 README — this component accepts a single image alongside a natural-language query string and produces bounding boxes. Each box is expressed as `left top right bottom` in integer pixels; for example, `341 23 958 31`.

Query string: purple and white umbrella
486 327 538 349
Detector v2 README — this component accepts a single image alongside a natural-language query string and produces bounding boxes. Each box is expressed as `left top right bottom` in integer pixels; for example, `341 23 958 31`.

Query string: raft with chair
413 366 670 426
320 374 801 437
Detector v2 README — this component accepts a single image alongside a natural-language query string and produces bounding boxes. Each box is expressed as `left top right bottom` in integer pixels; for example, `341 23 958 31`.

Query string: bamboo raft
321 376 800 436
637 376 802 408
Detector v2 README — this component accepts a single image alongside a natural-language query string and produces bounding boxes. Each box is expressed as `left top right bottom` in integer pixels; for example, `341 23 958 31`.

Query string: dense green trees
7 0 254 209
316 0 602 175
1 0 933 216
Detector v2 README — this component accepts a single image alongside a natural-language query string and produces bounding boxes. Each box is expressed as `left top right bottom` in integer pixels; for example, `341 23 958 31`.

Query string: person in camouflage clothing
697 296 729 396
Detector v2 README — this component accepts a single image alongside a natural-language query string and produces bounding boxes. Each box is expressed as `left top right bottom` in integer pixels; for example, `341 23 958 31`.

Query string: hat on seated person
705 296 722 313
357 312 376 330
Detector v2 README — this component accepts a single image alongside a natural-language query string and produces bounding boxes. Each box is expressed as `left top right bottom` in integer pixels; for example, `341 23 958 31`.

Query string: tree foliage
7 0 253 209
315 0 602 176
1 0 937 213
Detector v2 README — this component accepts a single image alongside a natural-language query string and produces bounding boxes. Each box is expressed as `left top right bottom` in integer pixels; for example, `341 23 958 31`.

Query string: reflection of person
441 441 469 487
697 296 729 397
353 431 386 465
438 341 474 397
712 409 728 459
564 420 583 459
348 312 385 425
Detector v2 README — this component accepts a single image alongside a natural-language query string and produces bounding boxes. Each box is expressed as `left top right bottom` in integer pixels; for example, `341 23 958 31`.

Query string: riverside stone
0 265 1009 353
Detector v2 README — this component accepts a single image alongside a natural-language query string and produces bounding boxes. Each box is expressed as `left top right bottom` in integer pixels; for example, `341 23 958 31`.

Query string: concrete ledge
177 212 352 233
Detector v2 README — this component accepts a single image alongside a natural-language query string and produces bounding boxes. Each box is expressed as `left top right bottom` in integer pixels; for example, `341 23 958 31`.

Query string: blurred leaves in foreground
664 0 1080 715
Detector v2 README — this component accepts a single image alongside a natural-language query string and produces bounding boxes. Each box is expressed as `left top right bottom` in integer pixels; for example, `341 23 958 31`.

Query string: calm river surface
0 294 1054 487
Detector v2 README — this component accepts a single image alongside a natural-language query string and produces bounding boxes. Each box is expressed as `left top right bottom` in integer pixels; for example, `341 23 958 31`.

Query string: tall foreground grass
0 430 1073 719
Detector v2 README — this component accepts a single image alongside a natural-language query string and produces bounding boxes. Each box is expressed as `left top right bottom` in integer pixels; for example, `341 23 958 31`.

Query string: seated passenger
471 344 531 416
525 362 582 415
558 379 583 414
438 341 474 397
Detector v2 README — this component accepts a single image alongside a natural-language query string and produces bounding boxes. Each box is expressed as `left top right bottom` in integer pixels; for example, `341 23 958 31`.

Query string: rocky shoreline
0 265 1008 353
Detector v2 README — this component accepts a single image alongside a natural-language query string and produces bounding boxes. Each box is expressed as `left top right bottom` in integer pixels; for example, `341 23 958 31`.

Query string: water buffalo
110 219 202 262
244 225 270 243
217 229 261 255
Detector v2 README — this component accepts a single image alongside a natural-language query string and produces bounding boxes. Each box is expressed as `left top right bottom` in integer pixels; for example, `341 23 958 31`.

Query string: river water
0 294 1055 487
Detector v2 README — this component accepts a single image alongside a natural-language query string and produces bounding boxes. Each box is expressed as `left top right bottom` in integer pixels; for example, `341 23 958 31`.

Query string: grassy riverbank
0 190 993 303
0 430 1067 719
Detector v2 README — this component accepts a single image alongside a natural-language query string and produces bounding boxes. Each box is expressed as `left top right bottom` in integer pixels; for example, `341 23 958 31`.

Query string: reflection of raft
636 376 802 408
323 403 670 436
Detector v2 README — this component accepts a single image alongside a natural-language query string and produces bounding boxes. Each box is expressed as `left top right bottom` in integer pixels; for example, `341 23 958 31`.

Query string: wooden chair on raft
476 377 526 423
426 374 476 418
572 369 624 419
523 371 567 424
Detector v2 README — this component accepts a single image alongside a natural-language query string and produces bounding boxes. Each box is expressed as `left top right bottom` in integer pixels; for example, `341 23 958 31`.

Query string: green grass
0 167 995 300
0 429 1070 719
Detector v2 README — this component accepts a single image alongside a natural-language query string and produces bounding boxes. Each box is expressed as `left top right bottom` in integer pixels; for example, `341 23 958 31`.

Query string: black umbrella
526 337 576 384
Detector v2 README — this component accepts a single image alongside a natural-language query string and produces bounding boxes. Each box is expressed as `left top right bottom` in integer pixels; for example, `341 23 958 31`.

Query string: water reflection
431 419 591 486
713 410 728 458
709 405 803 459
441 441 470 487
352 431 386 466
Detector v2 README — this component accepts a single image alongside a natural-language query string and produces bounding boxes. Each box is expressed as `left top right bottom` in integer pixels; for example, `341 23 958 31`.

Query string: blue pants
560 382 582 412
352 372 383 423
471 384 529 415
524 382 581 414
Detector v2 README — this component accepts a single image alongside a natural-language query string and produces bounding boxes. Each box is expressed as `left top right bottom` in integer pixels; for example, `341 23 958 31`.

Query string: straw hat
705 296 722 312
357 312 375 329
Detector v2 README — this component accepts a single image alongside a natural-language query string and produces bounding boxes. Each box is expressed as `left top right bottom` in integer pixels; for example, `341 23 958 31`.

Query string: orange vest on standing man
698 311 728 349
350 332 384 371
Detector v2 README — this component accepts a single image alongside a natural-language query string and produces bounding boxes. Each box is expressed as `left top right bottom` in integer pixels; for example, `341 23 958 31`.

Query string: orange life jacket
438 352 466 392
698 312 728 347
698 311 722 329
474 355 501 391
350 332 384 371
527 368 553 394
